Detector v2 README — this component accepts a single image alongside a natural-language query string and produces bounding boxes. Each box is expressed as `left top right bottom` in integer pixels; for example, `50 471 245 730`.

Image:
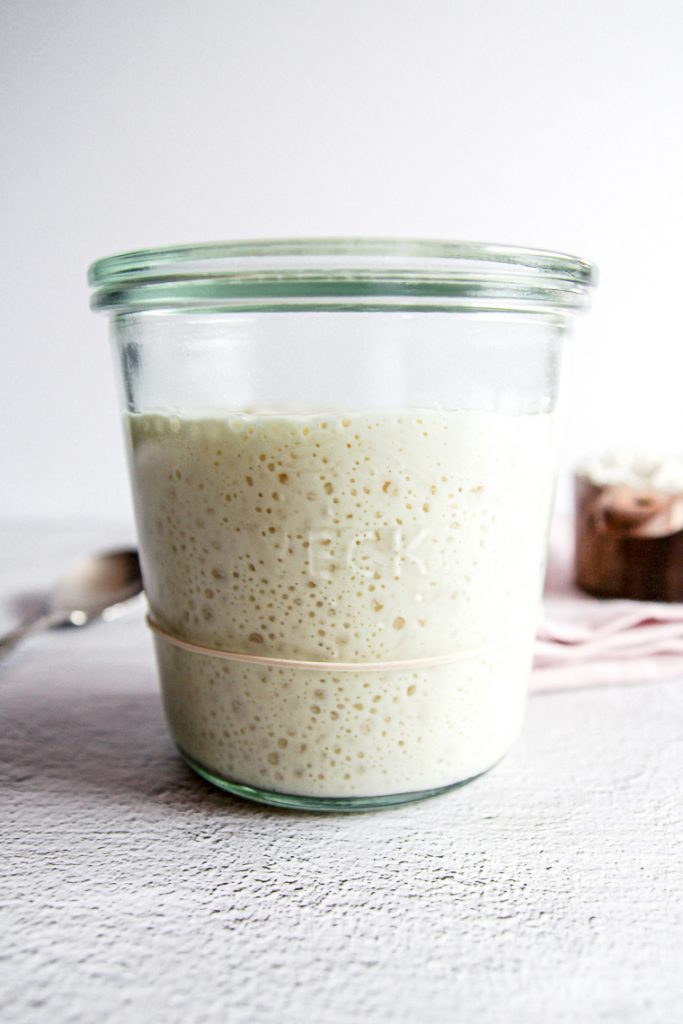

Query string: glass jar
89 239 596 810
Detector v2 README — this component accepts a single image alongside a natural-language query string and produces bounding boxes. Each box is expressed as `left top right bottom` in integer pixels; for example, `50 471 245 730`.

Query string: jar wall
112 310 565 416
110 307 563 807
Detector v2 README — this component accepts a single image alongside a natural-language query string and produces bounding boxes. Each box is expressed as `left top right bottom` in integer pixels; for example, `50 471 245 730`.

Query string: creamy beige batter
127 409 556 798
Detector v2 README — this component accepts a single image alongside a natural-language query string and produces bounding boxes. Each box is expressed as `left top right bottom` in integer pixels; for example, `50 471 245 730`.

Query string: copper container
575 474 683 602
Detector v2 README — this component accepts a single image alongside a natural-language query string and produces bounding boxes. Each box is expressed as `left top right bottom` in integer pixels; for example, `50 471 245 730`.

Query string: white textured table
2 523 682 1024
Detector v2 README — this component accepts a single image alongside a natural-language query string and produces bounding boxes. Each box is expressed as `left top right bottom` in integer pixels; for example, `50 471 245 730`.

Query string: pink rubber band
146 614 511 673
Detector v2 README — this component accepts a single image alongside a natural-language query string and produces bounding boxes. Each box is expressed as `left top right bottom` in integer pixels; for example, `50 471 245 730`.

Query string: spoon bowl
1 549 144 656
50 550 143 624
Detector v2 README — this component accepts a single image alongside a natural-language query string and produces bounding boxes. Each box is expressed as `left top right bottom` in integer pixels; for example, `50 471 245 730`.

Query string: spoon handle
0 611 70 658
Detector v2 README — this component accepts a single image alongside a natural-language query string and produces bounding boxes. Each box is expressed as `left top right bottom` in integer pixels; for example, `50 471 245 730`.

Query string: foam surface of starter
127 409 557 798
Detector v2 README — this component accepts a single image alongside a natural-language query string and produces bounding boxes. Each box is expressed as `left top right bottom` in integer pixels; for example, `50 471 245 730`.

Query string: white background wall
2 0 682 524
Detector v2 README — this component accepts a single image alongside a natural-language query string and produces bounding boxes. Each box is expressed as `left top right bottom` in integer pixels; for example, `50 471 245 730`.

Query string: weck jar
88 238 596 810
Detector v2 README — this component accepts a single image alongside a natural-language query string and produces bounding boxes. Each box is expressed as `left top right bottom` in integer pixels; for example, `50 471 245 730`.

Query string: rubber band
146 614 513 673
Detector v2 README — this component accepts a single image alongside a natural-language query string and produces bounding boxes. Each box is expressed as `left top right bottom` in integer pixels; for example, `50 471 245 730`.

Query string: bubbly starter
128 409 556 798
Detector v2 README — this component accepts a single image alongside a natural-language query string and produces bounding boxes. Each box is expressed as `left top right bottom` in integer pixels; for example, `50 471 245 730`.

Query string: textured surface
2 523 682 1023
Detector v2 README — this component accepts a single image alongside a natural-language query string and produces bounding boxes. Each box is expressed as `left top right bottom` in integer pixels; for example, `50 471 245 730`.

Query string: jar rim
88 237 597 316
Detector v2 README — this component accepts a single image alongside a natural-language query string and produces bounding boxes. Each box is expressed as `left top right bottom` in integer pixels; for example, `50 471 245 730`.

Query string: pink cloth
531 518 683 693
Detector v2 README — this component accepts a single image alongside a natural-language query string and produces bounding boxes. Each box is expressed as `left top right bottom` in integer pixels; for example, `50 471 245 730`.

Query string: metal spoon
0 549 143 657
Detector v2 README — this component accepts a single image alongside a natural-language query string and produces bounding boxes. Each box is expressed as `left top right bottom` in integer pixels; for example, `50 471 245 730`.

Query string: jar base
178 746 488 812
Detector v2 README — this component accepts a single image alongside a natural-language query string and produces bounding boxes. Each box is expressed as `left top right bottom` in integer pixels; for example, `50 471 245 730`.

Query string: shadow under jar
89 238 596 811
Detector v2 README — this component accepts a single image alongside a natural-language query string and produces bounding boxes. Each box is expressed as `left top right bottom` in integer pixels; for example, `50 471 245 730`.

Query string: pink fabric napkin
531 517 683 693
